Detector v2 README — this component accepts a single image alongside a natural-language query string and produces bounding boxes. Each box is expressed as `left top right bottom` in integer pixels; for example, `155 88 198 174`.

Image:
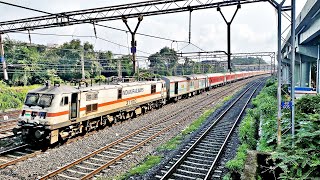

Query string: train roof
29 85 79 94
161 76 187 82
79 84 121 92
118 80 161 87
206 73 225 77
184 74 207 79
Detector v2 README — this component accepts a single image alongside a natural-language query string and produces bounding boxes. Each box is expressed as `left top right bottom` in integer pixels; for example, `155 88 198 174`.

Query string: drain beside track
157 80 264 180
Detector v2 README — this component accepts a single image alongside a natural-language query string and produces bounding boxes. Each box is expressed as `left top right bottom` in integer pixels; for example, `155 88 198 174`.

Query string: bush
226 144 249 174
239 115 257 149
273 117 320 179
296 95 320 114
226 79 278 177
0 82 40 111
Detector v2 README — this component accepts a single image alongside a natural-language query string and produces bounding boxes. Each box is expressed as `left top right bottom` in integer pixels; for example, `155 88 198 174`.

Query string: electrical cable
0 1 206 52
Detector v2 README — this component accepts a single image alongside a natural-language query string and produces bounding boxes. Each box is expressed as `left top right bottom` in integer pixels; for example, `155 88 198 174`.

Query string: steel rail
0 144 29 155
204 80 263 179
39 77 257 180
0 119 18 125
0 148 40 169
160 80 263 179
0 128 13 133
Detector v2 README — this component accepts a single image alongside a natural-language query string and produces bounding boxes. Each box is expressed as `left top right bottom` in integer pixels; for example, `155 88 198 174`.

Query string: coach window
151 85 156 94
118 89 122 99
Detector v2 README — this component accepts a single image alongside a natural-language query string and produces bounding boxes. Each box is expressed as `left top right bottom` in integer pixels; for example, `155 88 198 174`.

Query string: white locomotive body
16 80 166 144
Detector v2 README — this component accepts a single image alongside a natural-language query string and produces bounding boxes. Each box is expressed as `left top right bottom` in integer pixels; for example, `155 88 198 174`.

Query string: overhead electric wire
0 0 206 52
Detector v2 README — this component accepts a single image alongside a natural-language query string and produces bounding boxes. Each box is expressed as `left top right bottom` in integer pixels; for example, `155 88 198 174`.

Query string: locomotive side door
174 82 178 95
70 93 78 120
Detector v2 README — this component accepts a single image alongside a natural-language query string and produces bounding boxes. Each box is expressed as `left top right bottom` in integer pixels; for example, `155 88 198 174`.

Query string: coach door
174 82 178 95
70 93 78 120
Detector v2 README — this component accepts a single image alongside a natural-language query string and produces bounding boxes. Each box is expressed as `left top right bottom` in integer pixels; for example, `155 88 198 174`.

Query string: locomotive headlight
35 130 45 139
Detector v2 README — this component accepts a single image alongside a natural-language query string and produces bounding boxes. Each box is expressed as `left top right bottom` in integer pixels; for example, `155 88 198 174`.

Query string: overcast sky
0 0 308 62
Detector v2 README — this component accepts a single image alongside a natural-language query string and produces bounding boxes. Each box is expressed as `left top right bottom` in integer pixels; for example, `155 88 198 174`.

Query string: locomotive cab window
118 89 122 99
151 85 156 94
60 96 69 106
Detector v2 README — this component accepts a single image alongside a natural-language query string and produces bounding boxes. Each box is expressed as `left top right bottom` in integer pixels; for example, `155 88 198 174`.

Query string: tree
148 47 178 76
1 38 118 85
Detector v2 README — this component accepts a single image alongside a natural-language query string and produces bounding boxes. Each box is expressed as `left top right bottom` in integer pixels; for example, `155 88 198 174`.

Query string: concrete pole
317 45 320 93
0 34 8 81
81 50 85 79
277 5 282 146
291 0 296 144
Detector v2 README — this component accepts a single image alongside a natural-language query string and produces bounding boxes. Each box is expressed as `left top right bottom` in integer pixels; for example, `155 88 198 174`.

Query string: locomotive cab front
14 92 56 144
14 83 81 145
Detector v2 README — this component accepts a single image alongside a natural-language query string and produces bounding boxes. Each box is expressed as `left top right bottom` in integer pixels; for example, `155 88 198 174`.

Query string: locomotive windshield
25 93 54 107
25 93 39 106
38 94 54 108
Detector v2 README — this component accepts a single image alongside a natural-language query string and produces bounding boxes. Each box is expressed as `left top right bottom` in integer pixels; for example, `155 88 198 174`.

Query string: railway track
0 119 18 139
38 77 262 180
0 144 41 169
156 79 264 180
0 78 251 172
0 77 261 175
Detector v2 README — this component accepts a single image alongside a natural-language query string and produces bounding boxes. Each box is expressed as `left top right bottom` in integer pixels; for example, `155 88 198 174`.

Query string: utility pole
290 0 296 146
122 15 143 76
0 34 8 81
217 3 241 72
81 50 85 79
188 6 193 43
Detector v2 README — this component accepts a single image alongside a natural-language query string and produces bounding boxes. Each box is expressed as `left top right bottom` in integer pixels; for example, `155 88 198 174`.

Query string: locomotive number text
126 99 137 106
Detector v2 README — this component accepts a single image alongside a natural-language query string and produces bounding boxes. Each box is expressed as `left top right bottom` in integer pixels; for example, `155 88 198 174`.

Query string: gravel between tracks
0 78 256 180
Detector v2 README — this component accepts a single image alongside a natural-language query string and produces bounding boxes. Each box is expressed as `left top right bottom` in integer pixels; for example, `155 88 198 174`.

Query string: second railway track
0 119 18 139
157 79 265 180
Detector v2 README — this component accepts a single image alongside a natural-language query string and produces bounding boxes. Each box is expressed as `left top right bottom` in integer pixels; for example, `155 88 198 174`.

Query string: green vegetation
225 78 277 178
0 81 39 111
272 95 320 179
148 46 224 75
158 107 216 151
157 134 183 151
127 155 162 176
2 38 226 85
226 144 249 174
226 78 320 179
232 57 267 65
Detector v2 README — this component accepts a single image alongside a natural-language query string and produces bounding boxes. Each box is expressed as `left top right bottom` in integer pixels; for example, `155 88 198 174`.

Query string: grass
103 155 163 180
